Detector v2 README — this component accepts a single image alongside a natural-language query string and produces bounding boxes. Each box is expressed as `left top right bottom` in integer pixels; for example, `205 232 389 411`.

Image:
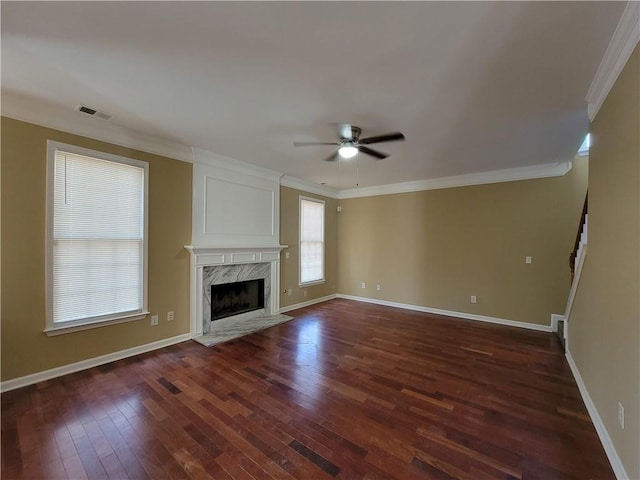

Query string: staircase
557 194 588 351
569 194 589 282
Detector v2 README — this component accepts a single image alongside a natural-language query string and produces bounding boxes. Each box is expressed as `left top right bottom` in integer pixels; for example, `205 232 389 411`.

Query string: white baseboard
336 294 553 332
551 313 565 332
0 333 192 393
565 351 628 480
279 294 338 313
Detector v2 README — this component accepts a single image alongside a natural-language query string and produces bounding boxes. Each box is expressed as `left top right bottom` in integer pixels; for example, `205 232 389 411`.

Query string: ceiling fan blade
293 141 339 147
358 145 388 160
359 132 405 145
323 151 340 162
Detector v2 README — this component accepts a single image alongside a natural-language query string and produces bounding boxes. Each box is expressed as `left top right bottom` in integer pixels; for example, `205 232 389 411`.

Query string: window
299 196 325 285
577 133 590 156
46 141 148 334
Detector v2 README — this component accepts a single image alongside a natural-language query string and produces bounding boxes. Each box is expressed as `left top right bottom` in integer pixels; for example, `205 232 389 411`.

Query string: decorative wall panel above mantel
191 149 282 248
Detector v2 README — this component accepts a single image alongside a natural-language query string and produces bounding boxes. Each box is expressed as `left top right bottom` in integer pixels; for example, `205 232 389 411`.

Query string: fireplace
185 153 286 340
185 247 285 338
211 279 265 321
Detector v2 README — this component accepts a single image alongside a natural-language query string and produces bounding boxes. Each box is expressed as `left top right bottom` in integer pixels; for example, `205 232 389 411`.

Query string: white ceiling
1 1 626 190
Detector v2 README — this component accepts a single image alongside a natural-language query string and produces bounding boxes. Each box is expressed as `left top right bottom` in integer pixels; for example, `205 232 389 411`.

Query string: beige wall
279 187 338 308
569 46 639 478
1 117 192 381
338 161 588 326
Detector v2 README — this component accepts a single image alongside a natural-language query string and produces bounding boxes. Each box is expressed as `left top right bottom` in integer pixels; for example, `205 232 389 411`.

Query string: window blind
52 149 146 324
300 198 324 284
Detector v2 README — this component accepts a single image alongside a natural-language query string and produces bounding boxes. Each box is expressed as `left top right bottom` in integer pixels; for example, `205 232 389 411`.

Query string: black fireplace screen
211 279 265 321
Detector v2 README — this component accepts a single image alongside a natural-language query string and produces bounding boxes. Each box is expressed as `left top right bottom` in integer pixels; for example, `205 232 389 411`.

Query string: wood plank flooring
1 299 615 479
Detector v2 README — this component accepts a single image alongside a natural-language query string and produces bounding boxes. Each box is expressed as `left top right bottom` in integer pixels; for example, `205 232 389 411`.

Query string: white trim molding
336 294 553 332
565 352 629 479
337 161 572 199
280 175 339 199
283 162 574 201
279 294 338 314
550 313 565 333
586 1 640 121
281 294 554 332
2 92 194 163
0 333 192 393
4 94 578 202
193 147 282 183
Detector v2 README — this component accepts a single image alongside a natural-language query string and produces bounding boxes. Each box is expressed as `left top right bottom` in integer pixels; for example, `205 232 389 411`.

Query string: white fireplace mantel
185 245 287 267
185 245 287 338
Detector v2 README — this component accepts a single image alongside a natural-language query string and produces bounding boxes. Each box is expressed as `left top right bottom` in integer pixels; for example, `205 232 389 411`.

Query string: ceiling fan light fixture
338 145 358 159
293 124 403 162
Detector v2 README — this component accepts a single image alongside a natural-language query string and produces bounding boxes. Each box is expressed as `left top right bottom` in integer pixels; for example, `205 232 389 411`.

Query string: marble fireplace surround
203 262 270 333
185 246 286 339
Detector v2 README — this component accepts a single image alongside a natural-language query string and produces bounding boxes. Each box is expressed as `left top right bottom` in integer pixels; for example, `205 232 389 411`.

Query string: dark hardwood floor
1 299 614 479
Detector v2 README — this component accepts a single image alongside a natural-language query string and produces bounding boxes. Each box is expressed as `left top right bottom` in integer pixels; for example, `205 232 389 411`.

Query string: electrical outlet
471 295 477 304
167 311 174 322
151 315 158 326
618 402 625 429
303 290 307 297
287 288 292 296
525 256 532 264
361 282 366 289
376 284 381 291
285 251 290 259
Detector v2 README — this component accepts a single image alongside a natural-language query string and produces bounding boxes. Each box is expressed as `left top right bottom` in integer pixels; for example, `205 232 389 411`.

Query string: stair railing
569 193 588 282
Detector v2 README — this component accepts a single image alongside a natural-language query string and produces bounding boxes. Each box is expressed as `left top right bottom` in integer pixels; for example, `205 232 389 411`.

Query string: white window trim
299 195 325 287
45 140 149 336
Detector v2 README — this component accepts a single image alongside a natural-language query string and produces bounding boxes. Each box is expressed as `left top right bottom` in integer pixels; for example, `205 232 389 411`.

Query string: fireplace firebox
211 279 265 321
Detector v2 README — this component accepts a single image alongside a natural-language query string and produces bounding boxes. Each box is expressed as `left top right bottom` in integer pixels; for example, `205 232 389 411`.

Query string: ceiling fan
293 124 405 162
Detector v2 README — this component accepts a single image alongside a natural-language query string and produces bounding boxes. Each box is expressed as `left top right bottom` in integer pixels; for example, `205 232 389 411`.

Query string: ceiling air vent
75 104 114 121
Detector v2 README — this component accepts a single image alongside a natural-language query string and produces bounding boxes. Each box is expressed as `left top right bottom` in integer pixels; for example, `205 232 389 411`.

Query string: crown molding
336 161 572 199
192 147 283 182
586 1 640 121
2 92 194 163
3 92 575 199
280 175 339 199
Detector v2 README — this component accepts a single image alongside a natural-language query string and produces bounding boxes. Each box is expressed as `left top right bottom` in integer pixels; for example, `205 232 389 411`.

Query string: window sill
44 312 150 336
299 280 325 288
